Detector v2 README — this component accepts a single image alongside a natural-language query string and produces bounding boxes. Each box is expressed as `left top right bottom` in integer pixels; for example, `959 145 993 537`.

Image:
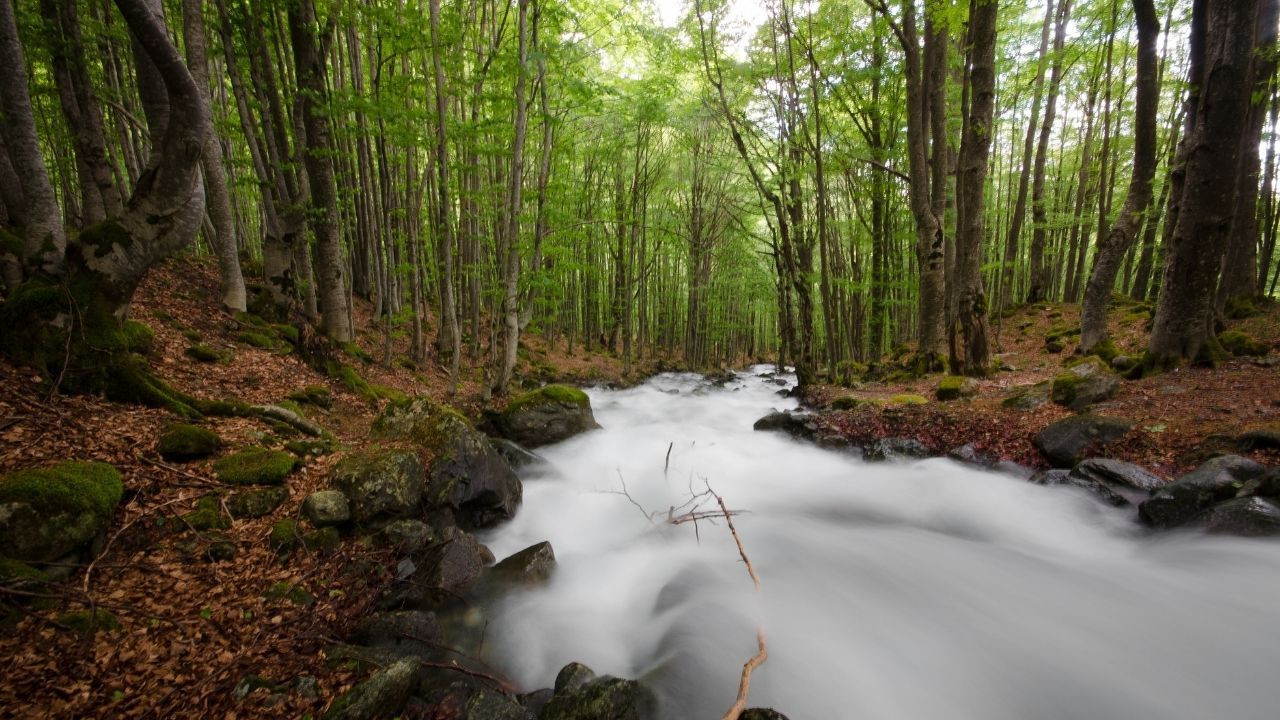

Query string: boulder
226 487 288 519
1139 455 1267 529
863 437 932 462
554 662 597 694
1031 468 1128 507
157 423 222 461
1033 415 1134 468
935 376 979 401
350 610 440 658
493 385 601 448
752 411 817 441
1002 381 1050 410
330 449 424 527
489 437 545 469
1050 357 1118 411
1236 427 1280 451
742 711 792 720
947 444 989 466
374 399 521 528
490 541 556 587
303 490 351 527
1235 468 1280 499
417 682 532 720
383 527 494 608
323 657 421 720
0 461 123 563
1190 497 1280 537
541 673 658 720
376 519 438 552
213 448 297 486
1066 458 1164 505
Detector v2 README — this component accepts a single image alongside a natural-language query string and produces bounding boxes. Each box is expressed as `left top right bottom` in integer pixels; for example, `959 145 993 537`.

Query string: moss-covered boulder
287 385 333 409
935 376 979 401
887 394 928 407
302 490 351 527
1050 356 1118 411
269 519 299 554
184 344 227 363
226 487 289 519
182 495 230 531
373 399 521 529
213 448 297 486
1002 381 1050 410
324 657 422 720
829 395 878 411
0 461 123 562
493 385 601 448
157 423 222 462
330 448 424 527
0 556 47 590
383 527 495 607
489 541 557 588
1218 330 1269 357
540 665 658 720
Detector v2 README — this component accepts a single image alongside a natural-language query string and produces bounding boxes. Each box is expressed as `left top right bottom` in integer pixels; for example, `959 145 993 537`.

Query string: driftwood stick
708 483 767 720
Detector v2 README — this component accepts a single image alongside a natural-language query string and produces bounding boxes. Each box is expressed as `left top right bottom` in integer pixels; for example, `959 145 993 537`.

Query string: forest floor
0 256 654 719
805 298 1280 476
2 256 1278 718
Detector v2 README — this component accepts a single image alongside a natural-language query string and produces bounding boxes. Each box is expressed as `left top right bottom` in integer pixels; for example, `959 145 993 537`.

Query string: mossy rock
263 580 315 606
303 526 341 552
325 361 377 403
329 448 424 527
57 608 120 634
935 376 978 401
182 495 230 531
213 448 297 486
369 384 407 403
287 385 333 409
157 423 222 462
1218 330 1268 357
1050 356 1118 411
0 461 123 562
341 342 374 364
235 330 278 349
271 323 300 345
495 385 600 448
226 487 289 519
888 394 928 406
1084 338 1120 364
269 519 300 554
1003 381 1051 410
1224 296 1263 319
285 439 334 457
830 395 878 411
184 344 226 363
123 321 155 354
0 556 47 590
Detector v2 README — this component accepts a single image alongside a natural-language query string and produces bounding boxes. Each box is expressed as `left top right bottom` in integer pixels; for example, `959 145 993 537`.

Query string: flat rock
1190 497 1280 537
1140 455 1268 529
1033 415 1134 468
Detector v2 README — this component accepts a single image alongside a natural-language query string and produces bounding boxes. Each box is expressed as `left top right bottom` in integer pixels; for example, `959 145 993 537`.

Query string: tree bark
1027 0 1072 303
492 0 530 395
429 0 462 392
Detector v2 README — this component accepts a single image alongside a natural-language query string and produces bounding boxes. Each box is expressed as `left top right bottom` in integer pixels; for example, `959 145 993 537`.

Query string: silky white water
481 367 1280 719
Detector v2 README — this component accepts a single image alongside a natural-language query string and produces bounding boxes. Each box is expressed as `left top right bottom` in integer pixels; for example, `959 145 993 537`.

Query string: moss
0 227 24 258
213 448 297 486
276 399 307 418
888 394 928 406
0 461 122 526
302 526 341 552
507 385 590 413
57 608 120 634
263 580 315 606
1050 356 1112 407
78 219 132 259
157 423 222 462
180 328 202 342
833 360 868 387
123 321 154 354
830 395 878 411
1085 338 1120 364
192 398 251 417
0 556 47 589
271 323 299 345
1224 296 1262 319
341 342 374 364
269 520 299 554
935 375 977 401
184 344 225 363
325 361 377 403
1218 330 1268 357
370 384 407 403
226 487 288 519
235 330 277 349
183 495 230 531
285 439 334 457
287 385 332 408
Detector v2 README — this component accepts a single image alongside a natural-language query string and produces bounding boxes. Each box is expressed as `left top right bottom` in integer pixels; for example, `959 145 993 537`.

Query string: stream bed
481 367 1280 719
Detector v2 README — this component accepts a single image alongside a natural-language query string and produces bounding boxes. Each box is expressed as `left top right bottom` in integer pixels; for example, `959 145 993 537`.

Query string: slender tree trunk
1027 0 1071 303
492 0 529 395
428 0 461 392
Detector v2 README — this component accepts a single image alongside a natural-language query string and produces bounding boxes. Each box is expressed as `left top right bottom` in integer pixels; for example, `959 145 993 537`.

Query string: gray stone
494 385 601 448
1002 381 1051 410
1033 415 1134 468
863 437 932 462
752 411 817 441
541 673 658 720
1139 455 1268 529
490 541 557 587
323 657 421 720
1031 468 1129 507
1190 497 1280 537
303 490 351 527
489 438 545 469
1069 458 1165 492
330 449 424 527
350 610 440 658
227 487 288 520
1051 357 1119 411
377 519 437 552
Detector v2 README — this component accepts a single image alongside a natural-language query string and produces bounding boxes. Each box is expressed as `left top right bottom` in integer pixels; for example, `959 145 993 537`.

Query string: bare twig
707 482 767 720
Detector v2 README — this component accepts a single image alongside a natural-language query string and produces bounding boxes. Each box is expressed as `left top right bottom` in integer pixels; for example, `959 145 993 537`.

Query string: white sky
651 0 770 58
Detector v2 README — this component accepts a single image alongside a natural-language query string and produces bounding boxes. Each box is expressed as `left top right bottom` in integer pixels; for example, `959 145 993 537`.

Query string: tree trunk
1027 0 1072 303
492 0 529 395
428 0 461 392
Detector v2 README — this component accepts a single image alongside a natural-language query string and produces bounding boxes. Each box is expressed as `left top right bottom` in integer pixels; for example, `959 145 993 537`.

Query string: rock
182 495 230 531
376 519 438 551
0 461 122 563
1139 455 1267 529
213 448 297 486
742 710 792 720
521 688 555 716
330 449 424 527
383 527 494 608
541 673 658 720
1069 458 1165 492
303 490 351 527
1032 467 1129 507
0 556 47 591
417 682 532 720
489 437 544 469
554 662 597 694
752 411 817 440
1002 381 1050 410
324 657 421 720
490 541 556 587
863 437 932 462
1236 468 1280 499
157 423 222 461
1110 355 1137 372
935 376 979 401
493 385 601 448
56 608 120 635
350 610 440 658
374 399 522 528
947 444 989 466
264 580 315 606
269 519 299 554
1033 415 1134 468
303 526 341 552
226 487 288 519
204 533 237 562
1190 497 1280 537
1050 357 1118 411
1236 427 1280 451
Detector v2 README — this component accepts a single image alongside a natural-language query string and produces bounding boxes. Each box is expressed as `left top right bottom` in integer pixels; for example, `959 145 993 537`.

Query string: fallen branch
709 483 767 720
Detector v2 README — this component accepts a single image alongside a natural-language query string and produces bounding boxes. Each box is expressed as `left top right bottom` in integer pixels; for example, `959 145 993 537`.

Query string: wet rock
752 411 817 440
330 449 424 527
1032 467 1129 507
1069 458 1165 492
490 541 556 587
863 437 932 462
1002 381 1051 410
1236 427 1280 451
418 681 533 720
226 487 288 519
324 657 421 720
1050 357 1118 411
383 527 494 608
303 490 351 527
541 667 657 720
350 610 440 658
1033 415 1134 468
554 662 596 694
521 688 554 716
1139 455 1268 529
493 385 601 448
1190 497 1280 537
0 461 122 563
947 444 989 466
1235 468 1280 499
489 437 545 469
376 519 438 552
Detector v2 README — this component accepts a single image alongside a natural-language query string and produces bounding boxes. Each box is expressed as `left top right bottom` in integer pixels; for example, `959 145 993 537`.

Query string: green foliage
0 461 122 527
213 448 297 486
157 423 223 461
888 394 928 406
1218 330 1268 357
185 344 227 363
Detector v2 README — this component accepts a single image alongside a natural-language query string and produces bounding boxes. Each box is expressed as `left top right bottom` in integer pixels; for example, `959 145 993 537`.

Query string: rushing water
481 367 1280 720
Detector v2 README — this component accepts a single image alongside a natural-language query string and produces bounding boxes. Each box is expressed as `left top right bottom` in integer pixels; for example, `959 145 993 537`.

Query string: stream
481 367 1280 719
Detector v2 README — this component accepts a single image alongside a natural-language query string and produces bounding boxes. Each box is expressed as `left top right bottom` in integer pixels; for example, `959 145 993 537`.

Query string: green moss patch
213 448 297 486
325 361 377 403
341 342 374 364
182 495 230 531
287 385 333 408
184 344 227 363
1218 330 1268 357
269 520 299 554
263 580 315 606
157 423 222 462
57 608 120 634
888 394 928 406
226 487 288 519
935 375 978 401
235 331 278 349
0 556 47 589
506 384 590 413
0 461 122 527
830 395 879 411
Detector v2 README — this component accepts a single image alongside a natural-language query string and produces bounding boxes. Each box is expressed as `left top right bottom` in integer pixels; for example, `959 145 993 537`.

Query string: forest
2 0 1280 718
